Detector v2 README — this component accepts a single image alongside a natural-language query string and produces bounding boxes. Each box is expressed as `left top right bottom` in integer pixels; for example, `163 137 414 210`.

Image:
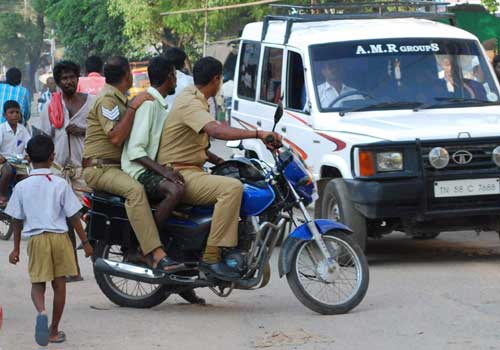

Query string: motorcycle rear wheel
93 241 169 308
286 230 369 315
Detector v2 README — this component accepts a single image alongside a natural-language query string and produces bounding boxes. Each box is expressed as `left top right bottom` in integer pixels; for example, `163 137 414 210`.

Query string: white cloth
317 81 359 108
5 168 82 237
40 94 95 167
0 122 31 158
166 70 194 112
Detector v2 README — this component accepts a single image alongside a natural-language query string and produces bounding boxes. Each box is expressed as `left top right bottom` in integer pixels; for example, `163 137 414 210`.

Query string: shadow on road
366 231 500 266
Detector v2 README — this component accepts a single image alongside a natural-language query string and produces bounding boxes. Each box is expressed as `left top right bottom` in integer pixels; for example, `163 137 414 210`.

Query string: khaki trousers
83 166 161 255
180 168 243 247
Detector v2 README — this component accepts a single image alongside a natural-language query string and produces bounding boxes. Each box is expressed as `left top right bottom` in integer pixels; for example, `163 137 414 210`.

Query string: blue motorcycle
88 109 369 315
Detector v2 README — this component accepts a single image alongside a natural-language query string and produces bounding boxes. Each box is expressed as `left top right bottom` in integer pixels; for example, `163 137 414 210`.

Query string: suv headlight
376 152 403 172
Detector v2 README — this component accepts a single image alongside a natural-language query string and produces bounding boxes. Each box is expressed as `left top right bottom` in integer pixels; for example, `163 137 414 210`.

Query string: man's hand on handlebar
257 131 283 150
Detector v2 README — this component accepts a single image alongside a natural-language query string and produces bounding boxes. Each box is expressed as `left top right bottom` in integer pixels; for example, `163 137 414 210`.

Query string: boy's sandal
35 314 49 347
49 331 66 343
66 275 84 283
154 256 184 273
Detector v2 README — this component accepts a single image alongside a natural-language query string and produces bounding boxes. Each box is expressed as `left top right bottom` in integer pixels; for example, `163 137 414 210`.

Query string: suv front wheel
320 179 368 251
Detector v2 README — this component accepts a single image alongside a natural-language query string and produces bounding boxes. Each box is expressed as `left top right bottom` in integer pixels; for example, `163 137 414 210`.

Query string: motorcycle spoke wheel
295 235 362 306
103 245 162 300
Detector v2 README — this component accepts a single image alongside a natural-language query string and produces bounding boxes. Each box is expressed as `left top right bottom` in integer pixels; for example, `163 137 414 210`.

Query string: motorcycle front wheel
93 241 169 308
286 230 369 315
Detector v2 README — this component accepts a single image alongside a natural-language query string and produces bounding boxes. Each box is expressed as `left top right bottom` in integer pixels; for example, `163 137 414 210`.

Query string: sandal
154 256 183 273
35 313 49 346
49 331 66 343
66 275 84 283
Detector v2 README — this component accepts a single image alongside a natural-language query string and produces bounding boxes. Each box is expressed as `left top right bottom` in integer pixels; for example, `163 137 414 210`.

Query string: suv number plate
434 178 500 198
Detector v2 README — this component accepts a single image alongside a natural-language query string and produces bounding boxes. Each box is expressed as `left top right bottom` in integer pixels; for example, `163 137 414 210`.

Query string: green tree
0 6 44 92
481 0 499 13
45 0 128 64
108 0 163 59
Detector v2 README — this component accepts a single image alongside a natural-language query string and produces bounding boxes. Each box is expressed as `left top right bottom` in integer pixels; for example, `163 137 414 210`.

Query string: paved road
2 231 500 350
2 140 500 349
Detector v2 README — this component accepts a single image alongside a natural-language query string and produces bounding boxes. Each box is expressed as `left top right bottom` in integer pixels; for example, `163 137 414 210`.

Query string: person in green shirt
122 56 184 227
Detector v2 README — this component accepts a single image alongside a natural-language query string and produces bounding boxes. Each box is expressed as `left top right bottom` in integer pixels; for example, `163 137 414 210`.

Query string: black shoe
199 261 240 281
179 289 206 305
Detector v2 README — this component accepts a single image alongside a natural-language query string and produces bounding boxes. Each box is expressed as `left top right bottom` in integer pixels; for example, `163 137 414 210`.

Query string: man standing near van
164 48 193 111
157 57 281 281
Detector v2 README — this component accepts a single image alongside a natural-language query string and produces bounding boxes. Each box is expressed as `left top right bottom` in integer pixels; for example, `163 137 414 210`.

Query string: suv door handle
281 126 287 133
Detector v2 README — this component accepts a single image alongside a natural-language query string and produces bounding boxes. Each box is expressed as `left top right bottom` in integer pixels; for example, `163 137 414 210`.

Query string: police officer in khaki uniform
157 57 281 281
82 56 180 272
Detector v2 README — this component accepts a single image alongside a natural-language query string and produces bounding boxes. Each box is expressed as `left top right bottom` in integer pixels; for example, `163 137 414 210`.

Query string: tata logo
452 150 473 165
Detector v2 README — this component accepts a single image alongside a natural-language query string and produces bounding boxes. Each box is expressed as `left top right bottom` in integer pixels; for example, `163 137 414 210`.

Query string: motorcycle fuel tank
240 183 275 217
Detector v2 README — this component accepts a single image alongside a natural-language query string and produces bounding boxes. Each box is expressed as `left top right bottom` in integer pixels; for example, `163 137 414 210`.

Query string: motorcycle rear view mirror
272 103 283 132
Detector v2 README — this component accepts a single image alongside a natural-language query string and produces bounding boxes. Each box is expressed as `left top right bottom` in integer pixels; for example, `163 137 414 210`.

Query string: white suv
230 3 500 249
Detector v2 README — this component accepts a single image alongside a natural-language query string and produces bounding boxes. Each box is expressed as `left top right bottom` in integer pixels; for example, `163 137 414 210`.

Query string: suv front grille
421 142 500 174
419 138 500 212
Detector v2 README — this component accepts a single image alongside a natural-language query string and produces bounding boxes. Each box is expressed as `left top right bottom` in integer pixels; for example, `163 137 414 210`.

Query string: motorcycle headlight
376 152 403 172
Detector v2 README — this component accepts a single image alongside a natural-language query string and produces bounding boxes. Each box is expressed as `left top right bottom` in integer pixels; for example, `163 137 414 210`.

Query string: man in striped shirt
0 68 31 125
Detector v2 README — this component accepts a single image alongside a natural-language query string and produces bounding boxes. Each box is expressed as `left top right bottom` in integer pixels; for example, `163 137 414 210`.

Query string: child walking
7 135 93 346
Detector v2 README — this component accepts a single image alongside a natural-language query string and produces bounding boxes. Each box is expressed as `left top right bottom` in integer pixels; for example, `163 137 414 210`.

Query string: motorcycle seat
89 191 212 216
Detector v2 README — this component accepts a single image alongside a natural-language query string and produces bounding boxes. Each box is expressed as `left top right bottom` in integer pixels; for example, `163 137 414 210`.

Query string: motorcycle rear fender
278 219 352 278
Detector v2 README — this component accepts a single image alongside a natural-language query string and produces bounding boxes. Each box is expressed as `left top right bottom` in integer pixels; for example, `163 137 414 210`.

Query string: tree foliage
44 0 128 64
108 0 163 58
0 12 42 68
481 0 499 13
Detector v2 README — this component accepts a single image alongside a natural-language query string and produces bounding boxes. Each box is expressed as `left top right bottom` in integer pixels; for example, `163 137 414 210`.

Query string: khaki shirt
83 84 127 160
157 86 214 168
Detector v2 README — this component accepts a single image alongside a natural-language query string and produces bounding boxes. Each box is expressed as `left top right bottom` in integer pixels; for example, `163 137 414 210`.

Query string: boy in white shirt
7 135 93 346
0 100 31 206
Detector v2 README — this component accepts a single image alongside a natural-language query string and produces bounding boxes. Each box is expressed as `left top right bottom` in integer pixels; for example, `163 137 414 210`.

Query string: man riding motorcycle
82 56 203 304
157 56 281 281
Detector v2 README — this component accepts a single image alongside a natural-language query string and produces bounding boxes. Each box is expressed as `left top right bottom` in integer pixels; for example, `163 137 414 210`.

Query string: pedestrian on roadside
0 68 31 125
164 47 194 111
40 60 95 282
37 76 57 113
7 135 93 346
77 55 106 96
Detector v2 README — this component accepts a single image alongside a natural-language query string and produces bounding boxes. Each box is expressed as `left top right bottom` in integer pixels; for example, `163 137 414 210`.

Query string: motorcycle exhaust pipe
94 258 215 287
94 258 168 284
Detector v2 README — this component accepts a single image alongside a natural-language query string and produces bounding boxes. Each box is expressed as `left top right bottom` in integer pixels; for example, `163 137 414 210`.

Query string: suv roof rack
262 1 454 44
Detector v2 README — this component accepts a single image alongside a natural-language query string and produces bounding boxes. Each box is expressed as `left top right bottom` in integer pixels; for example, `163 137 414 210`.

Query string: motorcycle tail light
359 150 375 176
82 195 92 209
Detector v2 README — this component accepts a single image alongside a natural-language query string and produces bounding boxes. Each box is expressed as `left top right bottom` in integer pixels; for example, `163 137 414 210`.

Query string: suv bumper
345 178 500 221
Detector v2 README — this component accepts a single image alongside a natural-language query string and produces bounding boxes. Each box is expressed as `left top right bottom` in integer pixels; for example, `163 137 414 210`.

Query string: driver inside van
317 60 364 108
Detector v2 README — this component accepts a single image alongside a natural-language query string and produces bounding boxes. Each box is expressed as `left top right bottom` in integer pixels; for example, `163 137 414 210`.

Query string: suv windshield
310 38 500 113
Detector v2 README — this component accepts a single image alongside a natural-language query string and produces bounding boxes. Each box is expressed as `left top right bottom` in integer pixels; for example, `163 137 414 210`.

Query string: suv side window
237 41 261 100
286 51 307 111
260 47 284 104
